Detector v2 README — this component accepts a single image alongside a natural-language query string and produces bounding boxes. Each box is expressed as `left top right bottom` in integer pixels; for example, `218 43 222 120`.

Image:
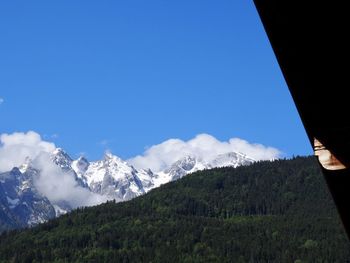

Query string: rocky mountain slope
1 157 349 262
0 148 254 231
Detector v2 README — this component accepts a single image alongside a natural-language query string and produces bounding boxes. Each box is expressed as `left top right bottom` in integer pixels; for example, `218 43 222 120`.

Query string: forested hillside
0 156 349 262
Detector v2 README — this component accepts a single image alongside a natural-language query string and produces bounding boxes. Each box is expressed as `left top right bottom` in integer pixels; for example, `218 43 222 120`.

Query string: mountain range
0 148 254 231
1 157 349 262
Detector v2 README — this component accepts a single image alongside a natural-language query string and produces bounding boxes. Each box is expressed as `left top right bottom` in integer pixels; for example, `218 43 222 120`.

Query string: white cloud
128 134 281 172
33 153 106 208
0 131 106 208
0 97 3 104
0 131 55 172
0 131 281 208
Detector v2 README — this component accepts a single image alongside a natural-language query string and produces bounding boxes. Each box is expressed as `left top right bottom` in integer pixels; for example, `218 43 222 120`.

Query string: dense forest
0 156 349 262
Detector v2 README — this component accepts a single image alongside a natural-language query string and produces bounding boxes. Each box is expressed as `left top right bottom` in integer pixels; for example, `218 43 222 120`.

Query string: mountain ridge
1 156 349 262
0 147 255 230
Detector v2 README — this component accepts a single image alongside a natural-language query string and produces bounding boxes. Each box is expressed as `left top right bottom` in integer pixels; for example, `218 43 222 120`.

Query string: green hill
0 156 349 262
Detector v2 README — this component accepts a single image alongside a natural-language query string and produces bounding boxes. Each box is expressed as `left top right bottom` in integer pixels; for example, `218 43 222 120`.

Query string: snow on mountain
0 167 56 228
49 149 254 199
137 169 156 192
153 153 254 187
207 152 255 169
71 156 89 180
49 148 88 188
1 147 255 230
51 148 73 171
18 157 32 174
159 156 201 182
76 152 154 201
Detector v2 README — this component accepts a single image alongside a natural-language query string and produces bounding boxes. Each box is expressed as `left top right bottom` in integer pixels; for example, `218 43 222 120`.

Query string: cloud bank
129 133 281 172
0 131 281 207
0 131 55 172
0 131 105 208
33 153 106 208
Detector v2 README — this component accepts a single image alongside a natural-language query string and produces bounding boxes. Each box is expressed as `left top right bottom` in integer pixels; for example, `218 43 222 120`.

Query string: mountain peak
1 146 257 230
104 151 113 159
52 148 71 158
10 167 22 176
18 157 33 173
71 156 90 179
52 147 65 155
208 151 255 168
173 155 197 170
103 152 122 162
77 156 88 162
51 148 73 171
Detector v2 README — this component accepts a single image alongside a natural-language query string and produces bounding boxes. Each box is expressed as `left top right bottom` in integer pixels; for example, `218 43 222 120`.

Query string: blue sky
0 0 311 160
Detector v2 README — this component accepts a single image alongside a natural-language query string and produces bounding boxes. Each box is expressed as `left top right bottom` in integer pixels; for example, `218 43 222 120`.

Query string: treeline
0 156 349 262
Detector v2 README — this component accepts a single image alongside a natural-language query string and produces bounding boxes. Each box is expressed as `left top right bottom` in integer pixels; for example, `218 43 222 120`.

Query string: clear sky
0 0 312 160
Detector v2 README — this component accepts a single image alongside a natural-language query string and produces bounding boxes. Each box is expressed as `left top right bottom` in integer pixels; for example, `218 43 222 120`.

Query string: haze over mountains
0 131 280 230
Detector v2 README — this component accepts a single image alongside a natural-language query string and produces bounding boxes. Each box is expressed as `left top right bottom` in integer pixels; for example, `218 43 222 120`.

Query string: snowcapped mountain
155 156 205 185
77 153 151 201
51 148 73 171
0 147 255 230
71 156 89 179
207 152 255 169
154 153 255 186
0 167 56 230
